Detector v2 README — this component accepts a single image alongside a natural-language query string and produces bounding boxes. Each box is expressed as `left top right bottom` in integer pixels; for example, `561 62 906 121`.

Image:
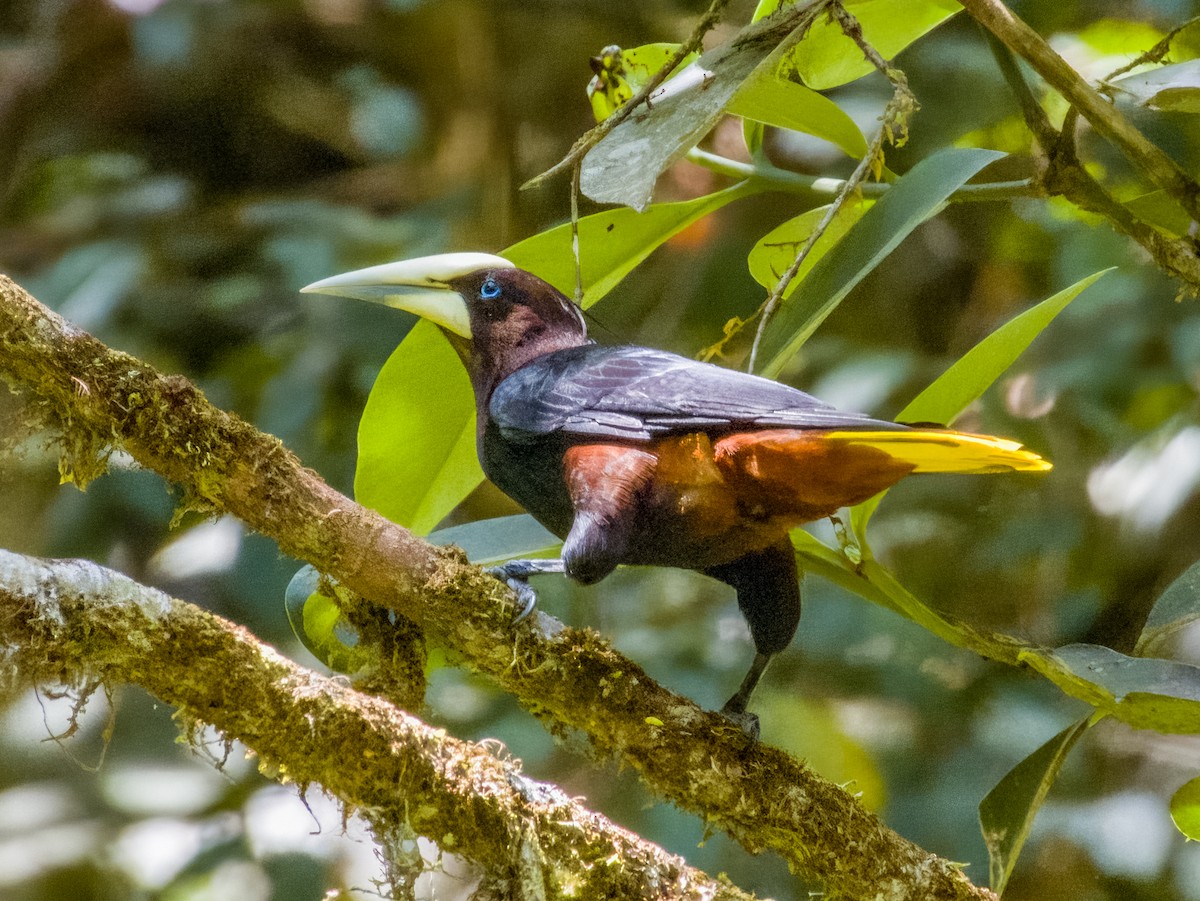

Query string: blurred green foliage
4 1 1200 900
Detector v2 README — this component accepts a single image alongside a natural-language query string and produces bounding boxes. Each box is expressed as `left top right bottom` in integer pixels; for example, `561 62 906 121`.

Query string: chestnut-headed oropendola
303 253 1050 727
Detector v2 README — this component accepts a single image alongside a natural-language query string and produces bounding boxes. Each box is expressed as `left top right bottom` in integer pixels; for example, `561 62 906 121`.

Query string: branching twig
1102 15 1200 85
522 0 733 191
0 274 998 901
959 0 1200 222
979 12 1200 293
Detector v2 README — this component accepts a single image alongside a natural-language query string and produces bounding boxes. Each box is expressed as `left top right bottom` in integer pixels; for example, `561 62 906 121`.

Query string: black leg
720 652 772 738
485 559 566 622
705 539 801 735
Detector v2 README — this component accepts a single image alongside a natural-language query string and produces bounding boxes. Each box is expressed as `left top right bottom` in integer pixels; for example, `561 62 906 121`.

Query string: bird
302 253 1051 726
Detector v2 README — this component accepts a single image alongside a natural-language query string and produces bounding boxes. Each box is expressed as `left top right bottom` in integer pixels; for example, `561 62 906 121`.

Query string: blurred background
3 0 1200 898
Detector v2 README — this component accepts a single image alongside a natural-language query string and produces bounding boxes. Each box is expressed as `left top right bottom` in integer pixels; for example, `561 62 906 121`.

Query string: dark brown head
301 252 589 396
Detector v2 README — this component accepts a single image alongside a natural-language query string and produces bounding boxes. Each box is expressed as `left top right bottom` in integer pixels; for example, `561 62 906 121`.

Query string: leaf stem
686 147 1034 202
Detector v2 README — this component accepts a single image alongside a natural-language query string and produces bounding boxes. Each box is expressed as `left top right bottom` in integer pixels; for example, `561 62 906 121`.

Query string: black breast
479 418 575 538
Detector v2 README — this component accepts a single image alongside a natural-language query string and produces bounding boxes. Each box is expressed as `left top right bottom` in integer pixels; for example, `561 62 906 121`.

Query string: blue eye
480 277 501 299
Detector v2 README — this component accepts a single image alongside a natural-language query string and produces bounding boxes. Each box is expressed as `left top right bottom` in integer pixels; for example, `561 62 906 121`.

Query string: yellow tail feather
824 430 1052 474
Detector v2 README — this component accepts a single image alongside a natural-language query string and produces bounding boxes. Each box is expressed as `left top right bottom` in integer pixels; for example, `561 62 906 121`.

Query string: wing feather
490 345 904 442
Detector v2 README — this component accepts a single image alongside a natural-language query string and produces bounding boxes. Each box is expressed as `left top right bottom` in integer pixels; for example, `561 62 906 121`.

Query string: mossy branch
0 549 752 900
0 275 995 901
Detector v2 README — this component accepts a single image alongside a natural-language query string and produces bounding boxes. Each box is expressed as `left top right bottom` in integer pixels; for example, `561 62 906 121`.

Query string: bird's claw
485 560 547 623
719 704 761 741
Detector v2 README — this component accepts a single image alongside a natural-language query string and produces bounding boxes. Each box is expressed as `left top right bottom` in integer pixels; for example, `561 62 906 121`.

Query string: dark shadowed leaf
1136 557 1200 656
980 718 1093 895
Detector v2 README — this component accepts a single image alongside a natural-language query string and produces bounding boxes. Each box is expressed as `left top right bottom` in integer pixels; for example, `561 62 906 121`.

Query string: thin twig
570 161 583 305
685 147 1034 202
977 10 1200 292
522 0 734 191
746 1 916 372
1102 15 1200 85
746 131 881 372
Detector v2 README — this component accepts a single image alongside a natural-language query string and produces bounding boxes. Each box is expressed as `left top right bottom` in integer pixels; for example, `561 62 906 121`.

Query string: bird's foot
484 559 566 623
720 705 758 739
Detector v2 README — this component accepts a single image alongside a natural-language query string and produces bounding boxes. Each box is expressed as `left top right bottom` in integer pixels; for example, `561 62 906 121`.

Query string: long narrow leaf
850 268 1111 538
755 147 1005 379
980 718 1093 895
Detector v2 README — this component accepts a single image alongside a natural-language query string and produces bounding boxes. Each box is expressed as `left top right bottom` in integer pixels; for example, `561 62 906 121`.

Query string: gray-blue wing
488 344 906 442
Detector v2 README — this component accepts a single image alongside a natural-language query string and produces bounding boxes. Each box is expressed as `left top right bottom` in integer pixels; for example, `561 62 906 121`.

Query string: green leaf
285 564 378 673
728 74 869 159
429 514 561 565
1138 557 1200 656
1170 775 1200 840
1125 189 1193 237
747 200 871 299
587 43 699 123
850 268 1110 538
1021 643 1200 734
354 319 482 533
755 147 1006 379
506 181 760 308
779 0 960 91
354 184 757 531
980 718 1093 895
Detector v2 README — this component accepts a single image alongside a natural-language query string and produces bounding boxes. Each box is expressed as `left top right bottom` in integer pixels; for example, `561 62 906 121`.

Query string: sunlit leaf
850 268 1110 538
587 43 699 123
429 514 561 565
751 0 961 90
506 181 760 307
728 74 869 158
980 718 1093 895
285 564 378 672
1021 643 1200 734
747 200 870 299
1170 774 1200 840
754 147 1005 379
1136 557 1200 657
355 319 481 533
